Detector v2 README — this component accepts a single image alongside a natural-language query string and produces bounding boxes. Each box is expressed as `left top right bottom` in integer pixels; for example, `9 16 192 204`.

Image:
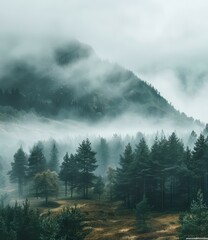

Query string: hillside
0 41 199 127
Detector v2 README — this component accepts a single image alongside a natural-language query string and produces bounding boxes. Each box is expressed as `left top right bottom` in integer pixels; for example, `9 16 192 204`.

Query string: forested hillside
0 41 199 127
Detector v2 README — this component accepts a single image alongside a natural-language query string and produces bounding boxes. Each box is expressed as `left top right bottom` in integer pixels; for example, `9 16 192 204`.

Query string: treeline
110 132 208 210
8 139 98 203
5 128 208 211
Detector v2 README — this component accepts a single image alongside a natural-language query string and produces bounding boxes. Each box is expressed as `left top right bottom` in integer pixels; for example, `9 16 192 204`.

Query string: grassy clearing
29 198 179 240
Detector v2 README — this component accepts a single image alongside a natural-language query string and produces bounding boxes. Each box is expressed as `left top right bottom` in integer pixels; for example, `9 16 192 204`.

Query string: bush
0 201 88 240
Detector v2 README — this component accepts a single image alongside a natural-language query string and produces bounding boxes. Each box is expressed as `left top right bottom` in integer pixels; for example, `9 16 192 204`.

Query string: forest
1 127 208 239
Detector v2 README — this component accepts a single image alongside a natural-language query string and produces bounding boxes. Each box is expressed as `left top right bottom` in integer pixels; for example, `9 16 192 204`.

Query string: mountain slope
0 41 199 127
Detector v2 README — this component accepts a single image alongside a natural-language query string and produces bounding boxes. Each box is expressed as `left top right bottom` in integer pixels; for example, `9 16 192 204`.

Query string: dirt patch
30 198 180 239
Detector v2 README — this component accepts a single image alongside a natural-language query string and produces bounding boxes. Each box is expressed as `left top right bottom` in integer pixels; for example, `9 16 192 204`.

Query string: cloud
0 0 208 121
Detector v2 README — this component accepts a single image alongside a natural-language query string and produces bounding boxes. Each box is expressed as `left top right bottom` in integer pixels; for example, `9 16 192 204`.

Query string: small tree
179 190 208 239
136 195 151 233
34 170 59 205
56 205 87 240
8 147 27 197
93 176 105 200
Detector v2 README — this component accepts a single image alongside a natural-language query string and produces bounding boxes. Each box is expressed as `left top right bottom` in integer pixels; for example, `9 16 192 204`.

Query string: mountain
0 41 201 127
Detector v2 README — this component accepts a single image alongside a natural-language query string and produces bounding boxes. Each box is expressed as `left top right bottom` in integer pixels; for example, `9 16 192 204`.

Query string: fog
1 0 207 121
0 0 207 175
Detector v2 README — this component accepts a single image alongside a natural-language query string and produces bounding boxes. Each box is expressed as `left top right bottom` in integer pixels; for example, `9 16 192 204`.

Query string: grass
29 198 179 240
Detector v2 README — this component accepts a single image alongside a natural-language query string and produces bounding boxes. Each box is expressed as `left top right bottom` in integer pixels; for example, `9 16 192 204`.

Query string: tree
34 170 59 205
59 153 79 198
28 144 47 178
8 147 27 197
96 138 109 175
179 190 208 239
93 176 105 200
48 143 59 173
76 139 97 199
0 158 5 188
191 134 208 200
107 167 116 201
136 195 151 233
115 143 134 208
132 138 150 204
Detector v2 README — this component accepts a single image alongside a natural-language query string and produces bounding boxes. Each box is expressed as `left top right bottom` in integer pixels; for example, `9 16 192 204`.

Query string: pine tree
8 147 27 197
107 167 116 201
28 144 47 179
192 134 208 200
179 190 208 239
115 143 134 208
132 138 150 204
96 138 109 176
59 153 79 198
93 176 105 200
48 143 59 173
76 139 97 199
59 152 70 196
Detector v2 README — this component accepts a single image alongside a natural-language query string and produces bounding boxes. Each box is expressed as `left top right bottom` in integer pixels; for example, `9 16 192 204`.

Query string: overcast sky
1 0 208 122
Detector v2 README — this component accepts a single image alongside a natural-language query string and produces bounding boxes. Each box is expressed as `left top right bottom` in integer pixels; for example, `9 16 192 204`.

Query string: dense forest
1 128 208 239
1 127 208 207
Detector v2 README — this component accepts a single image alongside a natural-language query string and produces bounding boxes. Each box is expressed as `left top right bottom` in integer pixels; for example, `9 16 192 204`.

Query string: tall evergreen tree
59 153 79 198
28 144 46 179
96 138 109 175
8 147 27 197
48 143 59 173
76 139 97 199
192 134 208 200
116 143 134 208
132 138 150 204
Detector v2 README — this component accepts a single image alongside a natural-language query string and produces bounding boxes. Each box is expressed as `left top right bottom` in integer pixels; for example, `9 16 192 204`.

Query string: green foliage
56 206 87 240
136 195 151 233
115 143 134 208
59 153 79 197
93 176 105 200
0 199 41 240
179 190 208 239
0 202 88 240
48 143 59 173
76 139 97 198
106 167 116 201
96 137 109 175
34 170 59 204
8 147 27 197
28 145 46 178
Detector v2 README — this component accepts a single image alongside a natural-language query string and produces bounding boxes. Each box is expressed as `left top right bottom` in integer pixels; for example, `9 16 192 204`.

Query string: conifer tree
8 147 27 197
116 143 134 208
48 143 59 173
93 176 105 200
28 144 47 179
132 138 150 202
76 139 97 199
59 153 79 198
